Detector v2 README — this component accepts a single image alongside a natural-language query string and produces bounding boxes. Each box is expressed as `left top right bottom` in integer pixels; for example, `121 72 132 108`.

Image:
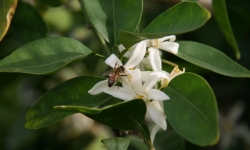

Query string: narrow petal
148 47 158 71
124 41 146 69
158 42 179 55
143 73 160 92
130 69 144 93
104 86 135 101
118 44 134 58
148 89 170 101
105 54 123 68
118 44 125 53
150 100 165 114
147 102 167 130
158 35 176 42
168 66 185 81
88 79 109 95
140 71 152 82
150 125 160 144
154 48 162 70
120 76 132 90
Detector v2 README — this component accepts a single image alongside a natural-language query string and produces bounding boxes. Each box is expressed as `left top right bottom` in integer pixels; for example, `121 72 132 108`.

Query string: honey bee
103 63 127 87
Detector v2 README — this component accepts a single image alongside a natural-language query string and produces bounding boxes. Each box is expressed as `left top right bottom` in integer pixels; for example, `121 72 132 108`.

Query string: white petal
130 69 144 93
168 66 185 81
143 74 160 92
148 89 170 101
148 47 161 71
144 39 151 47
150 125 160 144
88 79 109 95
105 54 123 68
140 71 152 82
118 44 126 53
120 76 132 90
150 100 165 114
158 35 176 42
147 102 167 130
104 86 135 101
124 41 146 69
158 42 179 55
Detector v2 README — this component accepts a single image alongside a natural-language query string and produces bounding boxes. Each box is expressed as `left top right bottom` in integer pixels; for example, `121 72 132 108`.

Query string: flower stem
162 59 177 67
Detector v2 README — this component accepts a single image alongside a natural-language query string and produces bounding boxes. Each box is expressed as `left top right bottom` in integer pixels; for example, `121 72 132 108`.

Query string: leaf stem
95 53 106 60
137 124 154 150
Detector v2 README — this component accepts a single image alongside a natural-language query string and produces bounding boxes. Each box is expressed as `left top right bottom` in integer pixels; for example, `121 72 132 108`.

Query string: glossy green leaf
154 130 185 150
0 0 17 41
11 1 47 43
25 76 111 129
0 37 93 74
212 0 240 59
119 2 211 47
54 99 146 130
142 2 210 33
102 137 130 150
136 124 153 149
177 41 250 77
36 0 67 7
164 73 219 146
80 0 142 44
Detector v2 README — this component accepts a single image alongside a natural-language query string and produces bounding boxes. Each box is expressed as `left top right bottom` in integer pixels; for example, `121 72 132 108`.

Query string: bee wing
102 69 113 77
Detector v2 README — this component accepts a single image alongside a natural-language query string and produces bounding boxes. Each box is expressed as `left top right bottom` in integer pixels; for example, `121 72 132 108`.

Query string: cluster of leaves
1 0 250 149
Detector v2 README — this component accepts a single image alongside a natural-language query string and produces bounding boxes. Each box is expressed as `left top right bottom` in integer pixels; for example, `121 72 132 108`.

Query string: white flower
88 41 146 95
145 35 179 55
104 69 169 130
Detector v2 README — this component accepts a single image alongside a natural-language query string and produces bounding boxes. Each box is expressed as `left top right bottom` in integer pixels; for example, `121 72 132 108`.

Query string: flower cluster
88 36 185 142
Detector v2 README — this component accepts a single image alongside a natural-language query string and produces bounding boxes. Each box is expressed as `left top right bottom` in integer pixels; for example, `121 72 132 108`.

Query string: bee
103 63 127 87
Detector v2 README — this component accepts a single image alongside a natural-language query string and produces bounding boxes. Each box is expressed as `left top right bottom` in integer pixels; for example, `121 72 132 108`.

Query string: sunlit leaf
102 137 130 150
0 37 93 74
177 41 250 77
164 73 219 146
80 0 142 45
0 0 17 41
25 76 111 129
54 99 146 130
119 2 210 47
212 0 240 59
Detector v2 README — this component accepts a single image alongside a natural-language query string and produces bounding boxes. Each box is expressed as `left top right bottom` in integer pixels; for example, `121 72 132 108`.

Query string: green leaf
212 0 240 59
119 2 211 47
54 99 146 130
177 41 250 77
25 76 111 129
102 137 130 150
0 0 17 41
81 0 142 45
136 124 153 150
11 1 47 43
154 130 185 150
36 0 67 7
164 73 219 146
0 37 93 74
142 2 210 33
